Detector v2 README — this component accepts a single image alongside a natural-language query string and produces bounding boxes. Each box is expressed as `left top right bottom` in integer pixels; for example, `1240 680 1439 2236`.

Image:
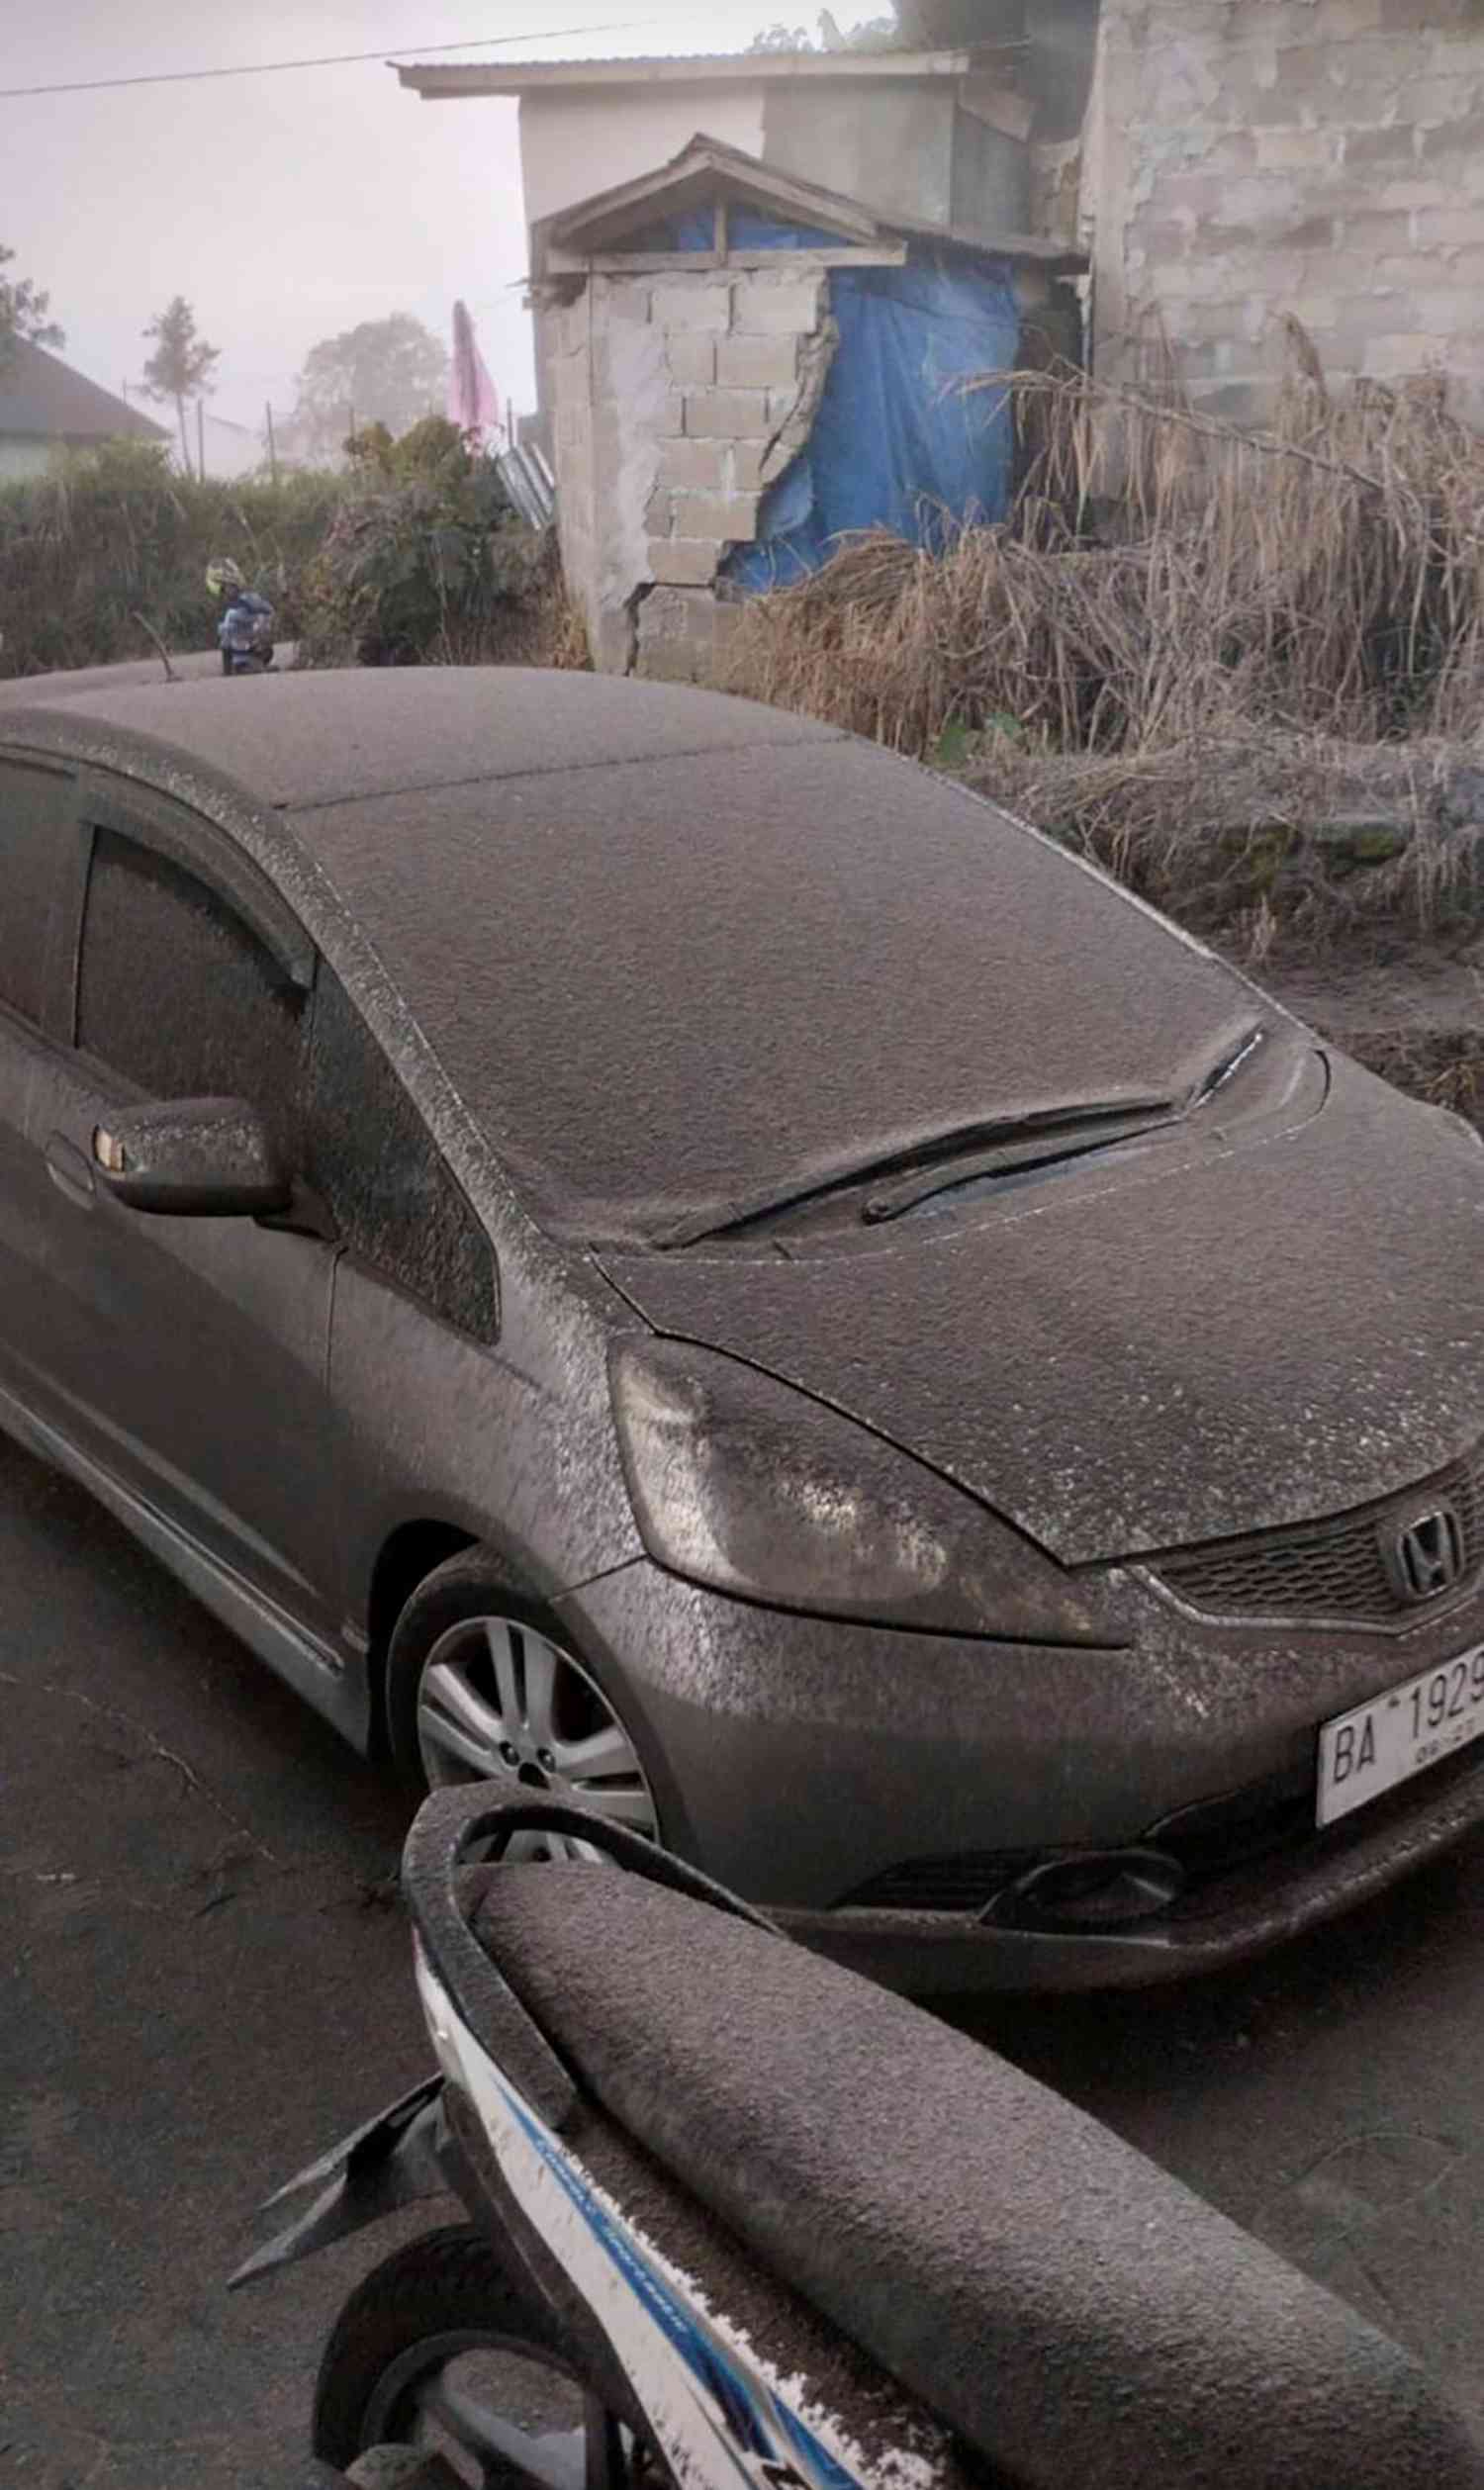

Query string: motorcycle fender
230 2076 457 2289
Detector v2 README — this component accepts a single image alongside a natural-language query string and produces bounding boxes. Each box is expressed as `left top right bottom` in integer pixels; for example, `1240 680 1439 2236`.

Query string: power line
0 21 659 102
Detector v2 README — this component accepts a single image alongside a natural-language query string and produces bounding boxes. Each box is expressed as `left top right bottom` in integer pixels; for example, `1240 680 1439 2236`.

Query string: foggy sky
4 1 864 441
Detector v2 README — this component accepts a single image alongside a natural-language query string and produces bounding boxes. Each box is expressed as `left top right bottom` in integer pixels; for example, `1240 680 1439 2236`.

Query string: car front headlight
609 1338 1113 1643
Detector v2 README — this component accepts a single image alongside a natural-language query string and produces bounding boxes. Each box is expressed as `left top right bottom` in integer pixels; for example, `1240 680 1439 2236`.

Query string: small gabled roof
546 134 886 253
0 340 167 445
541 133 1087 273
398 46 988 99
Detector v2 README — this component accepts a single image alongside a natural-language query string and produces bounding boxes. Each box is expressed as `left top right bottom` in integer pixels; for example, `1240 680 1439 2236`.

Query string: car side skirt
0 1377 371 1749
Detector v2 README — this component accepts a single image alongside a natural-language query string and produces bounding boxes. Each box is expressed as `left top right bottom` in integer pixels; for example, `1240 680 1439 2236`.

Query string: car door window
303 969 498 1340
0 760 72 1030
76 825 306 1144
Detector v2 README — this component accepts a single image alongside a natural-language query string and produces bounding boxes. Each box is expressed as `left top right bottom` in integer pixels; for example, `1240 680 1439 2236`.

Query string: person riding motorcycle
206 557 275 676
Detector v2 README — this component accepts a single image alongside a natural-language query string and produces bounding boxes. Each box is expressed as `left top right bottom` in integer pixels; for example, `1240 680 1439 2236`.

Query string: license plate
1317 1644 1484 1826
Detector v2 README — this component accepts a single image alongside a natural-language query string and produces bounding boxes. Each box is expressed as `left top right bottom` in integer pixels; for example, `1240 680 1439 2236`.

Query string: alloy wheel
416 1614 658 1859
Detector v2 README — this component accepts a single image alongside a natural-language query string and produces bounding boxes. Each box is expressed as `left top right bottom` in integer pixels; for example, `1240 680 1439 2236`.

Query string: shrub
0 439 341 676
294 426 551 668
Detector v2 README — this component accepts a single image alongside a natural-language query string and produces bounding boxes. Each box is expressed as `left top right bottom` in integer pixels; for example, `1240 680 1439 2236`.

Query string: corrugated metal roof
397 46 983 96
498 441 556 529
0 341 167 445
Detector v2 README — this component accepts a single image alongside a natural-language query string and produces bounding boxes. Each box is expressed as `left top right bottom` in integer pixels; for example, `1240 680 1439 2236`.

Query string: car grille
1149 1445 1484 1624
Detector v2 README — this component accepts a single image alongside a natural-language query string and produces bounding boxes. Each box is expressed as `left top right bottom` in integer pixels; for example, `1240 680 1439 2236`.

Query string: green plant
347 414 476 487
295 422 543 668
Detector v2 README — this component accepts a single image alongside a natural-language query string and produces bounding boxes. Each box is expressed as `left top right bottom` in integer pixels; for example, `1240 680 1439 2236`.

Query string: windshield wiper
861 1106 1180 1223
659 1026 1266 1250
864 1023 1266 1225
658 1092 1174 1248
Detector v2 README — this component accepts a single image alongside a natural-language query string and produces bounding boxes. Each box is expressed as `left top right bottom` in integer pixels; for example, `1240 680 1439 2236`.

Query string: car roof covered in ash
0 667 1245 1245
0 664 836 805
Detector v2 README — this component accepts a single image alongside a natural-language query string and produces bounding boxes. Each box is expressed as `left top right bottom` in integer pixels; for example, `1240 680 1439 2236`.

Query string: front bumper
782 1736 1484 1991
556 1560 1484 1992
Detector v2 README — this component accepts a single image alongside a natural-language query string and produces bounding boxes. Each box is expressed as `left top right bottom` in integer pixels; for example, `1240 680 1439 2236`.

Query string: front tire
313 2225 594 2479
383 1548 660 1859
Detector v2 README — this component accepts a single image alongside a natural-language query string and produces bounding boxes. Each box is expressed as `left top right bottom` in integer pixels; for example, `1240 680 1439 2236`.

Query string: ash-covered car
2 664 1483 1988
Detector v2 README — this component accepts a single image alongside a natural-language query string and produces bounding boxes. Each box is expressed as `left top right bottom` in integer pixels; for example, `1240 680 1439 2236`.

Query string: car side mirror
91 1097 293 1218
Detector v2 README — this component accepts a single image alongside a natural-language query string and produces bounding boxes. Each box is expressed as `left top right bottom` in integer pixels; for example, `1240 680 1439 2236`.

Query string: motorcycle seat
471 1862 1484 2490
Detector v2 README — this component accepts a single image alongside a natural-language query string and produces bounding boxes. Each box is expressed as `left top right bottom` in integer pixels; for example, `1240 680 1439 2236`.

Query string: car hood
601 1054 1484 1565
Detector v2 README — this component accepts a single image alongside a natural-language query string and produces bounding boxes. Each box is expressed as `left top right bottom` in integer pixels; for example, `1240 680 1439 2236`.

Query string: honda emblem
1387 1505 1465 1604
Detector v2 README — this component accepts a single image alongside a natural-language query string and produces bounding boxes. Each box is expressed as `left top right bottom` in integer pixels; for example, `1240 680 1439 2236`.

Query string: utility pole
197 397 206 483
265 401 279 487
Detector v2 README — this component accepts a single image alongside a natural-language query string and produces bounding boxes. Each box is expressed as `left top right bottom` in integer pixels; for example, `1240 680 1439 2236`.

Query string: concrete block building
1079 0 1484 422
400 46 1083 674
400 8 1484 671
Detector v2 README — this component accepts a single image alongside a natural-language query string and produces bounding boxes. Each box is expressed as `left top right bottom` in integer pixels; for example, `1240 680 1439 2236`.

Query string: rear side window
304 970 498 1339
0 761 70 1028
77 828 305 1143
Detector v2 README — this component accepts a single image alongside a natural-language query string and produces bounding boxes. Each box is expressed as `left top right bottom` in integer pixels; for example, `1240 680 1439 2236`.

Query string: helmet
206 558 244 597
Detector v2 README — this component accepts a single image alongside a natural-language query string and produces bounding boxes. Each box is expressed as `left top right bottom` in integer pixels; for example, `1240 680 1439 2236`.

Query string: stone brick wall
1085 0 1484 422
540 261 837 678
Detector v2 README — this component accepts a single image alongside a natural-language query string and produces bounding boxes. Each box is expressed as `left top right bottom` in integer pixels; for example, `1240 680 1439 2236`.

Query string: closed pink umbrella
447 300 501 449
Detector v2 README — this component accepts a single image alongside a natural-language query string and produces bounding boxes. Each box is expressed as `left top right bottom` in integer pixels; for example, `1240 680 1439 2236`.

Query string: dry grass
966 727 1484 961
717 341 1484 967
720 346 1484 759
527 537 593 671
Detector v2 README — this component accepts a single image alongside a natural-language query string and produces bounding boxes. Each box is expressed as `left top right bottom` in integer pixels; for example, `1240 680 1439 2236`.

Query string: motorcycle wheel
313 2224 647 2487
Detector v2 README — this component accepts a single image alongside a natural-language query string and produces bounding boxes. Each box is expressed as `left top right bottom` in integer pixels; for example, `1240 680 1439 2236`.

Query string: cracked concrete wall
542 262 837 680
594 285 671 674
1084 0 1484 423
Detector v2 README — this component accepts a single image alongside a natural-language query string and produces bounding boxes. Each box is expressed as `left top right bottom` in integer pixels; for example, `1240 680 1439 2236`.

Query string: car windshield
305 738 1252 1248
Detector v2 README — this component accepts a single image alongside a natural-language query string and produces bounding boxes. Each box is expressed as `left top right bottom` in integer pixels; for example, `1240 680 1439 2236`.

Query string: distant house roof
397 45 1002 99
0 341 167 445
541 132 1086 274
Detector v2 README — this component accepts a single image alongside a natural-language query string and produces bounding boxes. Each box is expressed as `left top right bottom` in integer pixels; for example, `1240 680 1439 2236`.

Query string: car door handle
45 1132 96 1208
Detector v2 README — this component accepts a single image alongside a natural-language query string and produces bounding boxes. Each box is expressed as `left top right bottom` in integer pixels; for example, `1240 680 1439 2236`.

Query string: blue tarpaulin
656 211 1019 589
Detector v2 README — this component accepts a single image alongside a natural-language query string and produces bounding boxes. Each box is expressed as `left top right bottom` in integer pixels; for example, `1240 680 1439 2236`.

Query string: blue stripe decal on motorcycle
493 2065 865 2490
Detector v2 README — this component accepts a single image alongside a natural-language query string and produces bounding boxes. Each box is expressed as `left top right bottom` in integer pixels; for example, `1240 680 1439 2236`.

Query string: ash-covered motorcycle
233 1788 1484 2490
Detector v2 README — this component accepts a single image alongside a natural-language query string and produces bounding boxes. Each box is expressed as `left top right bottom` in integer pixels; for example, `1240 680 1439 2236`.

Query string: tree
141 297 221 470
0 244 64 374
748 9 900 46
291 316 449 466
